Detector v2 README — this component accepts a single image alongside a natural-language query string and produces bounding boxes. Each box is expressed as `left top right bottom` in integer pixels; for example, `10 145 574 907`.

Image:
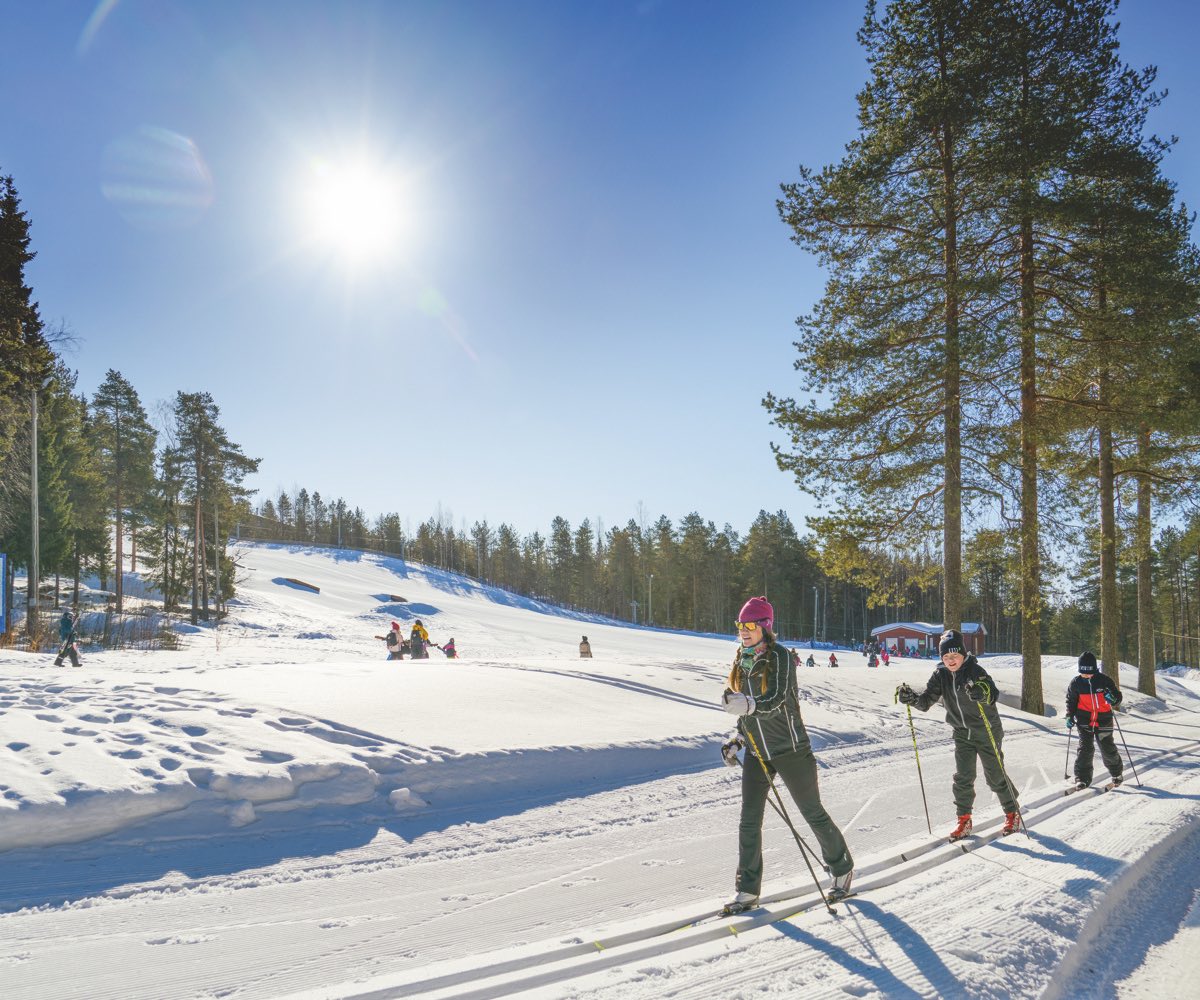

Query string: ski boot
721 891 759 916
826 869 854 903
948 814 972 842
1002 810 1021 835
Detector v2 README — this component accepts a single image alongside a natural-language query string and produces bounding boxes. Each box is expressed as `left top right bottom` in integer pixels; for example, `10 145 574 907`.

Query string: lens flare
100 126 214 230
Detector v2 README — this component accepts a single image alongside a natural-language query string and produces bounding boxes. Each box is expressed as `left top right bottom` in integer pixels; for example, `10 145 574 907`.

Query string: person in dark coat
897 629 1021 839
441 637 458 659
579 636 592 658
721 596 854 911
53 610 81 668
1066 651 1124 788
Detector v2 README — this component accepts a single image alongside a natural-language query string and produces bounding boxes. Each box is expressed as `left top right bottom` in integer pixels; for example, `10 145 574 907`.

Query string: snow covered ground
1 541 1197 999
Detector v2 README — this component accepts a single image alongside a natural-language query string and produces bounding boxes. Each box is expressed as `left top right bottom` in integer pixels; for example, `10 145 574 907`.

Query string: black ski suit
909 655 1018 815
1066 670 1123 785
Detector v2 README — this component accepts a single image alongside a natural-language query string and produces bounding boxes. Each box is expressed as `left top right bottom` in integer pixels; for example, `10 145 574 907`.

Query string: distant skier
896 629 1021 840
867 651 878 669
579 636 592 658
720 596 854 913
805 653 816 669
441 637 458 659
410 620 430 659
53 610 81 668
1066 652 1123 790
827 652 839 669
881 649 890 667
385 622 404 660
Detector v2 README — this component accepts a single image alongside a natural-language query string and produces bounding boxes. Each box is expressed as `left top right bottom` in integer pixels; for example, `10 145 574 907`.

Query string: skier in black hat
1066 651 1124 790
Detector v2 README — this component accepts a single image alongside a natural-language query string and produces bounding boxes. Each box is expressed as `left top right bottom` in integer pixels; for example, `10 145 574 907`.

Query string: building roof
869 622 987 637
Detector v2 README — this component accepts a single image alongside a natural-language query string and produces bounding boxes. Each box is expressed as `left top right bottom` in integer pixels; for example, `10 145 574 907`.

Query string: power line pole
28 379 39 639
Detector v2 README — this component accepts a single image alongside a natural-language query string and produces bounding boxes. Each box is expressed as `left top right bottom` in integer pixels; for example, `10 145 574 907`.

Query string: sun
299 157 408 266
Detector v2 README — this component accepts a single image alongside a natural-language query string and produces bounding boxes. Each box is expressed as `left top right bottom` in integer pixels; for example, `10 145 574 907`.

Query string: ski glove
721 736 744 768
1066 716 1075 730
722 691 756 716
896 683 917 706
966 681 991 703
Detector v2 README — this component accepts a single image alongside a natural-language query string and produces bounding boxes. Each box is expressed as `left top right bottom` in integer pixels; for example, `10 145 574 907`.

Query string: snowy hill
0 541 1197 999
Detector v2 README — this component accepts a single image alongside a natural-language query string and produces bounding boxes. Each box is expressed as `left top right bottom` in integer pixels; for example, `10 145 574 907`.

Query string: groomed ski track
280 738 1200 1000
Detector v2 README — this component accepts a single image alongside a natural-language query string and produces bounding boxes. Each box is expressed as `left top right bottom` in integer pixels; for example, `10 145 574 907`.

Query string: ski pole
893 690 932 834
1064 726 1073 780
741 725 836 915
971 684 1029 837
1110 706 1142 787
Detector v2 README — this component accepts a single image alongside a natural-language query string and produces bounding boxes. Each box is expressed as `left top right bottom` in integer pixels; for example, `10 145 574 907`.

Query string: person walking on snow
441 637 458 659
410 620 430 659
805 653 816 669
384 622 404 660
53 610 81 668
579 636 593 658
720 596 854 913
1067 652 1124 789
828 652 839 668
896 629 1021 839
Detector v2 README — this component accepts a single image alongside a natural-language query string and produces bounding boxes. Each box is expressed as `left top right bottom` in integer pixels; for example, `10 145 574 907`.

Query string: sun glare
299 157 408 266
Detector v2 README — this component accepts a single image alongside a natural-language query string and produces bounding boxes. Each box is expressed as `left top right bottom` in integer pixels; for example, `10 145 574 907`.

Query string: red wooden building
869 621 987 657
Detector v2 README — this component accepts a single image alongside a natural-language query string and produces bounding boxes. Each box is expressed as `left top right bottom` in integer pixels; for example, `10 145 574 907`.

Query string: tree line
242 489 1200 674
766 0 1200 708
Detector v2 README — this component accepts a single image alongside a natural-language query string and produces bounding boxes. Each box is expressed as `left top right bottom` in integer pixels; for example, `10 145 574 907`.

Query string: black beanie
938 629 964 656
1078 651 1098 672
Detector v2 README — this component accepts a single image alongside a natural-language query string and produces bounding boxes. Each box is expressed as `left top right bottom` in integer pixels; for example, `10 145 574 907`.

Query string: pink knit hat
737 596 774 632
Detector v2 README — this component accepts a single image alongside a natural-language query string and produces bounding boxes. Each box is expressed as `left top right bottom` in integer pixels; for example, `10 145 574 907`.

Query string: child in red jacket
1066 651 1124 789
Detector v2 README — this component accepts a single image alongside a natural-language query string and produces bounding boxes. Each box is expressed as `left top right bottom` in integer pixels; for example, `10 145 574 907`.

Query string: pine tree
90 370 158 612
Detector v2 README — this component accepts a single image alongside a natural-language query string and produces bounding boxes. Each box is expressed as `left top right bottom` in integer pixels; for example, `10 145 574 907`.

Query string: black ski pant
735 748 853 897
1074 725 1122 784
53 641 80 668
952 726 1018 815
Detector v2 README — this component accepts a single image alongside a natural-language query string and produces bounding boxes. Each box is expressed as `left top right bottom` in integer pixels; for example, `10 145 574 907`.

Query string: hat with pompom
738 596 774 632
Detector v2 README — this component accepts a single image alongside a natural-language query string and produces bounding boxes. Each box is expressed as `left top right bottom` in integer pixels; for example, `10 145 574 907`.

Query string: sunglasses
735 620 764 631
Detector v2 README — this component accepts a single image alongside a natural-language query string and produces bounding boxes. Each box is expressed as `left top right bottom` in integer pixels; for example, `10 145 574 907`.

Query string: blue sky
2 1 1196 539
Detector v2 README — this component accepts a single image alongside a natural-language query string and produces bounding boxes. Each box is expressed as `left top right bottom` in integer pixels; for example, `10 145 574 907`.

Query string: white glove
721 736 744 768
722 691 755 716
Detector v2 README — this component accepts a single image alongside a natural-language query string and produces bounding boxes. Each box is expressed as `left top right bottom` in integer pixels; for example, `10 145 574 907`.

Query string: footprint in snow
250 750 295 764
182 725 208 737
34 713 63 723
110 748 143 760
160 758 182 771
6 742 30 752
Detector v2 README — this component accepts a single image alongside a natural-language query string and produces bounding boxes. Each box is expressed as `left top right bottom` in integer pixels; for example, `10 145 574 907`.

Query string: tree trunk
1097 384 1119 687
1135 426 1156 695
191 493 200 626
942 119 963 633
1019 212 1045 715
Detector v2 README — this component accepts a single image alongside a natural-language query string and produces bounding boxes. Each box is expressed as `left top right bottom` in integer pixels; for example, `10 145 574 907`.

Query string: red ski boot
948 814 973 842
1002 811 1021 835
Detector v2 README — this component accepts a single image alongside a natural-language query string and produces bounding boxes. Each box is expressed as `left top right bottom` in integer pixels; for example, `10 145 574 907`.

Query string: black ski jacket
911 654 1004 738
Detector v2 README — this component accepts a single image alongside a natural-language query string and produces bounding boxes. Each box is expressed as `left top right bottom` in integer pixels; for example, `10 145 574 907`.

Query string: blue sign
0 552 6 634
